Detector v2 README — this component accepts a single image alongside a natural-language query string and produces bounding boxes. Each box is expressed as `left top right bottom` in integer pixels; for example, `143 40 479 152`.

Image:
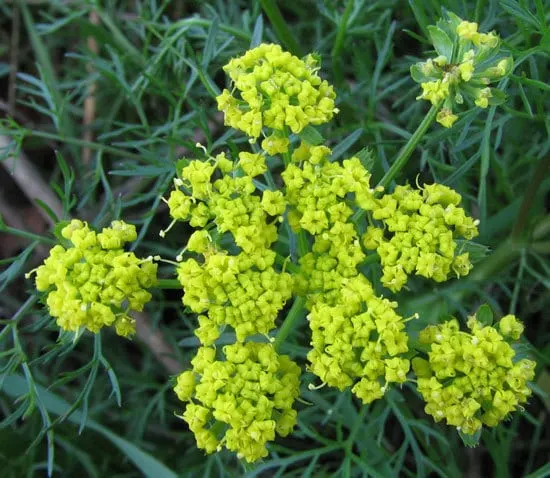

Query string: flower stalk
377 102 440 190
274 296 306 351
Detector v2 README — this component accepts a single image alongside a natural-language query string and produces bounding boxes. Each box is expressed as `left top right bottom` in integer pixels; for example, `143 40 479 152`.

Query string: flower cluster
24 22 537 465
166 153 293 343
361 183 479 292
413 313 535 435
411 12 513 127
164 34 534 460
281 143 414 402
217 43 338 139
166 148 298 458
174 342 301 462
308 293 412 404
177 252 293 343
283 142 371 235
29 220 157 337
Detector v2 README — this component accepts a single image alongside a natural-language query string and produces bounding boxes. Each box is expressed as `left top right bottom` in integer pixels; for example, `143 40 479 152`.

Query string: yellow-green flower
217 43 338 139
174 342 301 462
361 183 478 292
29 219 157 337
283 142 371 236
413 312 536 435
308 292 413 404
177 250 293 343
164 156 293 344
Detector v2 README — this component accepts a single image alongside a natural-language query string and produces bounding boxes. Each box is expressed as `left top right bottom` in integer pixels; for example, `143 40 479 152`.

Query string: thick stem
531 241 550 255
534 216 550 240
274 296 306 352
377 103 440 190
468 238 522 282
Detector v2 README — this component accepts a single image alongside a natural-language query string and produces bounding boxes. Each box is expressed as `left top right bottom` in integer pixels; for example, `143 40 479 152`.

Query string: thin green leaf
298 125 325 146
331 129 363 161
2 375 178 478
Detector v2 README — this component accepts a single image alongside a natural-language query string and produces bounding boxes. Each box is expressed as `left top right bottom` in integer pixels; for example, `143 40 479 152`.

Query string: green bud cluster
411 12 513 127
28 220 157 337
413 314 535 435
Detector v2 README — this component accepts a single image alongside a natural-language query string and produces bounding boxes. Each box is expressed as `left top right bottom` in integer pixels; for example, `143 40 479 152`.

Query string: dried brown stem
134 311 181 374
0 135 64 225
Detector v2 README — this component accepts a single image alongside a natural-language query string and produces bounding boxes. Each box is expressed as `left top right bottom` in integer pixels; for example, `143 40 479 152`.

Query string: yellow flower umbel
411 11 513 127
164 152 293 344
283 142 371 236
413 313 536 435
174 342 301 463
361 183 479 292
29 220 157 337
277 142 414 402
217 43 338 140
177 250 293 343
308 292 413 404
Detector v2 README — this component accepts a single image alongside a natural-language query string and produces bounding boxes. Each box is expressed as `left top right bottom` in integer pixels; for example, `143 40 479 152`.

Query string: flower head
414 312 536 435
217 43 338 139
163 154 294 344
174 342 301 462
29 220 157 337
361 183 478 292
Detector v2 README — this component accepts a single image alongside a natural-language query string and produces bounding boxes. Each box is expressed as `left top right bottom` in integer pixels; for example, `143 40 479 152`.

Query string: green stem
468 238 523 283
511 154 550 239
274 296 306 351
377 103 440 190
156 279 181 289
534 215 550 240
275 253 299 273
345 404 368 451
259 0 303 57
531 241 550 255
